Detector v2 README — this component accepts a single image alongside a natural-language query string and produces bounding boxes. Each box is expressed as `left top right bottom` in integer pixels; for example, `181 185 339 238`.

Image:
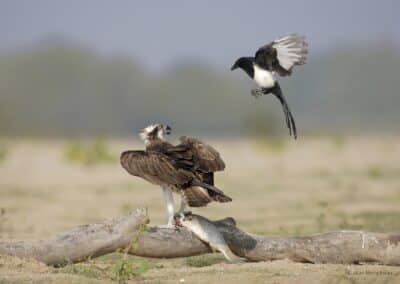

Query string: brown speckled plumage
120 129 230 207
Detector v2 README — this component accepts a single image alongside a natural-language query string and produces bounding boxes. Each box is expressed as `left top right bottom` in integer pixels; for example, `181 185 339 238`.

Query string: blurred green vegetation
0 144 8 164
366 165 384 179
56 254 153 283
63 138 115 166
351 211 400 232
331 135 346 150
185 254 225 267
253 136 288 153
58 263 105 279
110 258 137 282
0 41 399 137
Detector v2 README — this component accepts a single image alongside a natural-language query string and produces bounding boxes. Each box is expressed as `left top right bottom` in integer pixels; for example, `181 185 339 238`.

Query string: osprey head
139 123 171 144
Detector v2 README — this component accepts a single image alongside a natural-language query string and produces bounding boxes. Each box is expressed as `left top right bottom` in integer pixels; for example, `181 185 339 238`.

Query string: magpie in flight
231 34 308 139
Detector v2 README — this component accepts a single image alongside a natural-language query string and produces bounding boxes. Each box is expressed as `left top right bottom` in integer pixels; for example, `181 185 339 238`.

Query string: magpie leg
251 88 264 99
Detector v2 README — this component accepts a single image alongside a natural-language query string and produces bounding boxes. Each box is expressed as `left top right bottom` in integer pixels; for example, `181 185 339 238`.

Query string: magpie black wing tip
288 128 298 140
290 123 298 140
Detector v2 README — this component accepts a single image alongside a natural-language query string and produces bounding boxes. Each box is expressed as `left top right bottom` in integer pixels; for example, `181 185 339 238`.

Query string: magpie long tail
270 84 297 139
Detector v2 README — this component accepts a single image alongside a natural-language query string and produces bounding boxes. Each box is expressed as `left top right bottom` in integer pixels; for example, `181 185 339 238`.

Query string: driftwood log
0 208 149 266
1 208 400 266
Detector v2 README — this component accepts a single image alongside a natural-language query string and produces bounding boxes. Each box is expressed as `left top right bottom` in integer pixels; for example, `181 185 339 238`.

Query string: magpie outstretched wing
255 34 308 76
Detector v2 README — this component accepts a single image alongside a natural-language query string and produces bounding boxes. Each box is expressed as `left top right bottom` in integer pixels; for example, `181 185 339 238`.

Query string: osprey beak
165 125 172 135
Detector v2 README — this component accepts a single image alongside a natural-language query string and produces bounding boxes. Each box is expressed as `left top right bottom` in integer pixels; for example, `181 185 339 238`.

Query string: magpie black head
230 61 239 71
231 57 254 78
231 57 245 70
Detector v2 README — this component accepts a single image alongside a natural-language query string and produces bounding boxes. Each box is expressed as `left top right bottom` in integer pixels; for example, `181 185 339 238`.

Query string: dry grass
1 136 400 283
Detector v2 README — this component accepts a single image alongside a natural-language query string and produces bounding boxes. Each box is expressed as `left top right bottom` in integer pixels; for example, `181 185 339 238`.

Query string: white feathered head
139 123 171 144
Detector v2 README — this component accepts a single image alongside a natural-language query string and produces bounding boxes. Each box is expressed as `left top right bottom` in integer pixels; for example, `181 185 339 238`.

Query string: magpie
231 34 308 139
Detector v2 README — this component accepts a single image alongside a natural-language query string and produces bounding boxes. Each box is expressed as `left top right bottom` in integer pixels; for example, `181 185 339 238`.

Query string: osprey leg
162 187 175 227
177 195 187 214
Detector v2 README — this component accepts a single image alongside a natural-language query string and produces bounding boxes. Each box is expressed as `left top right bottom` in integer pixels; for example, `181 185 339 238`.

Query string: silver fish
174 212 244 262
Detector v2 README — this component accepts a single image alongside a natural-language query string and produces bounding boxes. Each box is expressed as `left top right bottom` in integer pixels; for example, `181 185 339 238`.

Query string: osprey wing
178 136 225 173
255 34 308 76
120 150 193 186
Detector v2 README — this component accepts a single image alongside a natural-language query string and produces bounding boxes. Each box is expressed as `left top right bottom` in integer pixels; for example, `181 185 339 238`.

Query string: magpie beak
230 63 238 71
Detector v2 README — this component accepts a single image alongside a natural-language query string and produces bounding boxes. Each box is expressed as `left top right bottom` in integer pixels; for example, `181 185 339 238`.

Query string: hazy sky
1 0 399 70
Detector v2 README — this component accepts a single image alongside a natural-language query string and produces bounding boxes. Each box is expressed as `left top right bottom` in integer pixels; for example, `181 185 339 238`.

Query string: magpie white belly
253 64 275 88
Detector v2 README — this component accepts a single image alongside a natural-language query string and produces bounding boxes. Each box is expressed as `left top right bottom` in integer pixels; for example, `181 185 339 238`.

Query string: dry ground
1 136 400 283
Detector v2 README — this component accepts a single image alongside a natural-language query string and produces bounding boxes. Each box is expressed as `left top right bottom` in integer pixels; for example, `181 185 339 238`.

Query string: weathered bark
131 217 400 266
1 208 400 266
0 208 149 266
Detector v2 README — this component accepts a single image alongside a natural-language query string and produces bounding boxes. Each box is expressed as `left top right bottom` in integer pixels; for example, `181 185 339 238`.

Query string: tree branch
1 208 400 266
0 208 149 266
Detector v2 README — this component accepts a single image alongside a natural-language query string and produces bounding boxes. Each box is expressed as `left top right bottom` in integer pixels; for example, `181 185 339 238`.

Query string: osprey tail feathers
185 181 232 207
192 181 232 203
184 186 212 207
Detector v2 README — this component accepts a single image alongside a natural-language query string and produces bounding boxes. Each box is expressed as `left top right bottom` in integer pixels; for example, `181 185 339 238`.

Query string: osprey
120 124 231 227
231 34 308 139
